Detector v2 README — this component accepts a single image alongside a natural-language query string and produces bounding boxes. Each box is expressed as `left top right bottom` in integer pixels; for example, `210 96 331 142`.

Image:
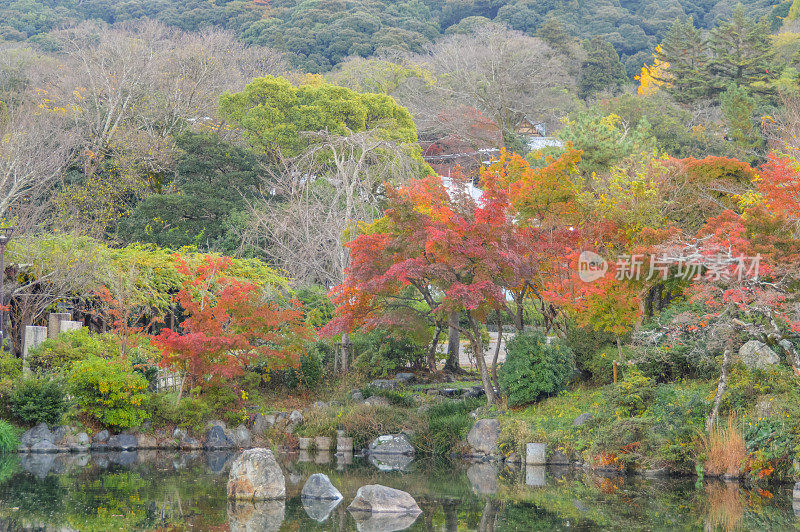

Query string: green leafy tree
116 133 263 252
578 37 629 98
556 111 656 176
219 75 420 161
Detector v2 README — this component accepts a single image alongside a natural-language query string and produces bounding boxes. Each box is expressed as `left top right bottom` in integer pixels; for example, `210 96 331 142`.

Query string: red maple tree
152 255 312 401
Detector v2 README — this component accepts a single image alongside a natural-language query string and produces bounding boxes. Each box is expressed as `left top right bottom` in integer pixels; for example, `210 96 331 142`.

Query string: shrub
0 420 18 453
149 393 212 432
10 377 68 425
68 356 149 429
604 368 656 418
498 332 575 406
202 383 248 426
351 330 427 378
27 329 158 374
0 350 21 379
565 323 616 379
259 351 325 390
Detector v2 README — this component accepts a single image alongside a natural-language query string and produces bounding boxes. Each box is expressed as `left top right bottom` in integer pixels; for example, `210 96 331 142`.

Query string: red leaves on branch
152 255 312 382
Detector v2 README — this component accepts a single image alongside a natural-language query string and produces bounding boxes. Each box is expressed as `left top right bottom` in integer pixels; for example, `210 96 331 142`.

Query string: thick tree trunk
706 335 735 432
470 318 496 405
445 311 461 372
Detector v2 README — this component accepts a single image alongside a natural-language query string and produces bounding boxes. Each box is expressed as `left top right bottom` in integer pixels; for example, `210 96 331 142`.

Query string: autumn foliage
152 255 312 386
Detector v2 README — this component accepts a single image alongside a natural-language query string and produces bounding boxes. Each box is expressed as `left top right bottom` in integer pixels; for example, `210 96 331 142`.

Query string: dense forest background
0 0 789 73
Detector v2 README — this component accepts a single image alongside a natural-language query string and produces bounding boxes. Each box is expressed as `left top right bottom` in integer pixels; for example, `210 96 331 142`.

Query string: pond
0 450 796 531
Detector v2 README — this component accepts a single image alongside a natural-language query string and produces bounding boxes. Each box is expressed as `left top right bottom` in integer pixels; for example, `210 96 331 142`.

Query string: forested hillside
0 0 788 72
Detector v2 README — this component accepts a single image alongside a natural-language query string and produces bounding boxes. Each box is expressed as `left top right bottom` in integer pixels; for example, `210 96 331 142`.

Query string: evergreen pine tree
709 4 774 92
654 17 712 103
578 37 629 98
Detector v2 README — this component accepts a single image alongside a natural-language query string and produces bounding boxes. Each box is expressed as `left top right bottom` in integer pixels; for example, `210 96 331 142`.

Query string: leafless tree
0 100 75 230
417 23 574 141
243 129 423 372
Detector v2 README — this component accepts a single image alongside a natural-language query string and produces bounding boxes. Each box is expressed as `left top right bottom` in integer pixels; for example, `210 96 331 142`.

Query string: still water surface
0 450 796 531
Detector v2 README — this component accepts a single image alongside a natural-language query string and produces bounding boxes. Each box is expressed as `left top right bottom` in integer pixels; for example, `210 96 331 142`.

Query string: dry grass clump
701 416 747 478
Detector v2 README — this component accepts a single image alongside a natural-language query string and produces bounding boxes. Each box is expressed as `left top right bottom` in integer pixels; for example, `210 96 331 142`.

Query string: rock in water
738 340 779 369
347 484 421 515
467 419 500 455
206 425 235 450
301 474 343 523
368 434 414 455
227 448 286 500
19 423 54 451
302 473 343 500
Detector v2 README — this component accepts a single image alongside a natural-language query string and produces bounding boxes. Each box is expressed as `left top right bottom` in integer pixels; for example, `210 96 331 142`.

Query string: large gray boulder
738 340 780 369
228 500 285 532
368 434 414 455
467 419 500 456
301 473 343 500
227 448 286 500
20 423 54 451
206 425 235 449
107 434 138 451
369 379 398 390
347 484 422 515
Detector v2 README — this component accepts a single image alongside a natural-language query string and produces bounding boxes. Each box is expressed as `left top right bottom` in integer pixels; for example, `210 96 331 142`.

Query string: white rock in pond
227 448 286 500
738 340 780 369
301 473 343 500
347 484 422 515
368 433 414 455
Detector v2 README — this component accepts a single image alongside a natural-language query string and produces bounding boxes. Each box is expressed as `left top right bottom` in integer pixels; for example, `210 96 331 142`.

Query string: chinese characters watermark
577 252 762 283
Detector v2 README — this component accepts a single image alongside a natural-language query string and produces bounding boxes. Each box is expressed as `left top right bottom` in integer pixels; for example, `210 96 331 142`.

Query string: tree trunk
445 311 461 372
470 318 496 405
340 332 350 374
490 314 503 391
478 498 497 532
427 326 443 372
706 335 735 432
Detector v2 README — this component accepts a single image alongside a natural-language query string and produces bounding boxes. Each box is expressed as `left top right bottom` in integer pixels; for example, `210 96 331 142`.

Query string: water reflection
0 451 796 530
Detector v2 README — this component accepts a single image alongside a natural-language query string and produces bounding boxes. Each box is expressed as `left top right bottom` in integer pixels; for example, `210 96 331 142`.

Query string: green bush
0 420 18 453
604 368 656 418
498 332 575 406
565 323 616 378
259 351 326 390
10 377 67 425
351 330 427 378
0 351 21 379
149 393 212 432
68 356 149 429
27 329 159 375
